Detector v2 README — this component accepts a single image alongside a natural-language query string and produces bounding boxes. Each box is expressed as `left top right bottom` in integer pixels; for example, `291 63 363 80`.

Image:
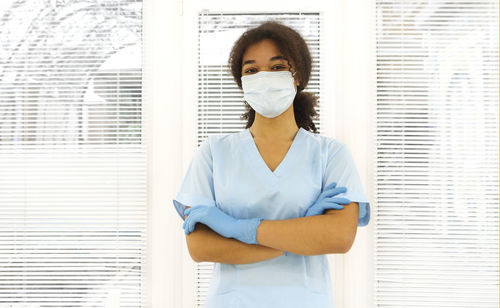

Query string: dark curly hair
228 20 319 134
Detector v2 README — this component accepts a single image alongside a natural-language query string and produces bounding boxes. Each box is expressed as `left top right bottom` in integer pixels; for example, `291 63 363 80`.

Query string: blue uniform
173 127 370 308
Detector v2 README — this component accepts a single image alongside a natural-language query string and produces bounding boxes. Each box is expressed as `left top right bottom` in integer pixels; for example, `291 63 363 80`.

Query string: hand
183 205 263 245
305 182 351 216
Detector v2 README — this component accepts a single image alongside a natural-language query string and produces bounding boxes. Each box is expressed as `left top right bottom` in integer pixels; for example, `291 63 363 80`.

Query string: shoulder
206 130 242 144
300 128 346 157
191 131 243 166
202 131 243 155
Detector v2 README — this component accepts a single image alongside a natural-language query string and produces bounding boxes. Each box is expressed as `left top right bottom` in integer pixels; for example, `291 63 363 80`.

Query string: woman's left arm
256 202 359 255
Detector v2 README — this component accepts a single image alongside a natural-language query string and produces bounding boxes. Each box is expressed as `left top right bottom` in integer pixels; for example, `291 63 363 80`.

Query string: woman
172 20 370 308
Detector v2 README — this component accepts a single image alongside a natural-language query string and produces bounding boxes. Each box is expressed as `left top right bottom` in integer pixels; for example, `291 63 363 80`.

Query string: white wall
143 0 376 307
143 1 184 308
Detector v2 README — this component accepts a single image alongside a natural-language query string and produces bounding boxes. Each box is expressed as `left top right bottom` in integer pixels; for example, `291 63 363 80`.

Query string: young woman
173 20 370 308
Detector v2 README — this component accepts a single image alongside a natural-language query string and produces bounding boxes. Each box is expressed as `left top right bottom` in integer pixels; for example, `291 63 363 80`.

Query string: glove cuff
237 218 263 245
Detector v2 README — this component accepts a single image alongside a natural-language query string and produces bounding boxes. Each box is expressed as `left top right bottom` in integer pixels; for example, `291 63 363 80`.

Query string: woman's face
241 38 300 89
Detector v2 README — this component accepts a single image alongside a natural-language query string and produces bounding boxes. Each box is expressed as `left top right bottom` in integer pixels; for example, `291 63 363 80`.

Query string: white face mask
241 70 297 118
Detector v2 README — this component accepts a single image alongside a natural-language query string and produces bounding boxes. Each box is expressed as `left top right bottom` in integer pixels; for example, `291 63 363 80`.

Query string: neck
248 104 299 142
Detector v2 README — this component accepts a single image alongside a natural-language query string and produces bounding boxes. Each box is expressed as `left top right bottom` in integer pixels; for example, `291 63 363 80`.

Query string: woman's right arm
184 206 285 264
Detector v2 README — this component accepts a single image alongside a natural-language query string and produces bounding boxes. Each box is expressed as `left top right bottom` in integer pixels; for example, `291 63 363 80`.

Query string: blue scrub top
173 127 371 308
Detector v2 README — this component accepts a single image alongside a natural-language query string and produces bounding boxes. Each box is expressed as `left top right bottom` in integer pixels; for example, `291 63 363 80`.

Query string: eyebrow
242 55 287 67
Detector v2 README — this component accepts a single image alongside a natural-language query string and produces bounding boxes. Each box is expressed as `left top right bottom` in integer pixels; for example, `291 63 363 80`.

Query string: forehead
242 39 284 62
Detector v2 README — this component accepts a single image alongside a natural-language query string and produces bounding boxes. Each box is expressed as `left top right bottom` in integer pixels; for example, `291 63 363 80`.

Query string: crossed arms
184 202 359 264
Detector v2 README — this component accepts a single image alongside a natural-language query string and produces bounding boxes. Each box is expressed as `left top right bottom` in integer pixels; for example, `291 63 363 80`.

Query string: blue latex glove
183 205 263 245
305 182 351 217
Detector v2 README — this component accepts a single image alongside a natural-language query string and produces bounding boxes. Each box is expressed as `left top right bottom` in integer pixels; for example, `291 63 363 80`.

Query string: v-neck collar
239 127 306 187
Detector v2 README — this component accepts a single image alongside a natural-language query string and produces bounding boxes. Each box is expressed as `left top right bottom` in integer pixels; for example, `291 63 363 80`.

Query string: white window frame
143 0 376 307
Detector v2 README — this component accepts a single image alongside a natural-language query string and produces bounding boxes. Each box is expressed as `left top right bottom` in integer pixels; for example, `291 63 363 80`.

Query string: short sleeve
322 141 371 227
172 137 216 221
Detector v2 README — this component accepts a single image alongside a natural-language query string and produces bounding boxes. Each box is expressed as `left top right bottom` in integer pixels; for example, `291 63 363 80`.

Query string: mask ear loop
291 71 299 91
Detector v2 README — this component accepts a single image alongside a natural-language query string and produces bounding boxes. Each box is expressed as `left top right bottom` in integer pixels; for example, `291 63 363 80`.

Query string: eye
243 67 257 74
272 65 286 70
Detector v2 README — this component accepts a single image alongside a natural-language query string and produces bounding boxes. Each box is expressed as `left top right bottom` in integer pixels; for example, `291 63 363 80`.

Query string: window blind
375 1 499 307
196 12 321 307
0 1 146 307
